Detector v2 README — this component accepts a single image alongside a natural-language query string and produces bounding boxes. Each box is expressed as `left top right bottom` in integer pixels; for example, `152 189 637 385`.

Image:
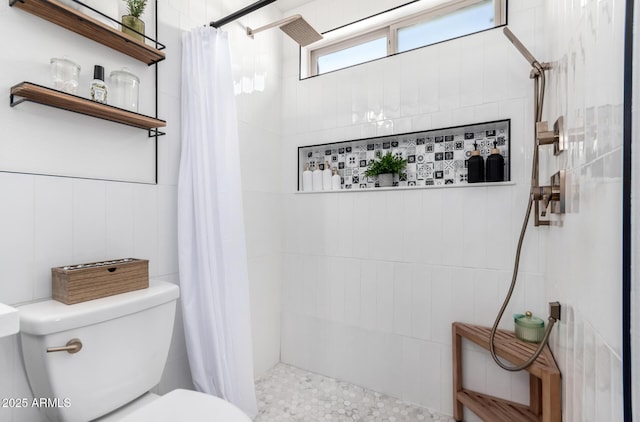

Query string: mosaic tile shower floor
254 364 455 422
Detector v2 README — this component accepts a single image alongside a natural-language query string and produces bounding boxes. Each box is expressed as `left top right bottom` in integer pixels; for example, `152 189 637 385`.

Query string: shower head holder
529 62 550 79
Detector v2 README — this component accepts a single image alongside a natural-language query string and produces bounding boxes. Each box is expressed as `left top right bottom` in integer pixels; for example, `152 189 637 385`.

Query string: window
395 1 496 52
305 0 506 77
316 32 388 75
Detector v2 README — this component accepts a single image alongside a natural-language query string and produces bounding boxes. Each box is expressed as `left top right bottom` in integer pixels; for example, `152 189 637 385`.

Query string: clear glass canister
50 57 81 94
109 68 140 112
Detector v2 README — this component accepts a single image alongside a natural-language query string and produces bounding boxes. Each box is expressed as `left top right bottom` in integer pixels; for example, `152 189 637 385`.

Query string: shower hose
488 62 558 372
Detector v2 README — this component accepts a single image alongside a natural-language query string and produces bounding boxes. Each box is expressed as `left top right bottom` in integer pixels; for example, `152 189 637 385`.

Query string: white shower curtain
178 26 258 418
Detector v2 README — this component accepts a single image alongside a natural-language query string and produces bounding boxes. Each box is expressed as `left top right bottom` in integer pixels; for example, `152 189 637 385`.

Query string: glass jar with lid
50 57 81 94
109 68 140 112
513 311 545 343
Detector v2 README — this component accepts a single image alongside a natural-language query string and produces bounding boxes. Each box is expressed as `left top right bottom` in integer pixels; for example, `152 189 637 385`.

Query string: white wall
542 0 625 420
280 0 546 418
232 4 285 379
0 0 282 420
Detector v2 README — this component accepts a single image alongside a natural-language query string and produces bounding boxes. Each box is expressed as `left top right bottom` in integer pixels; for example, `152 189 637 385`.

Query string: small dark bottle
486 141 505 182
90 65 108 104
467 142 485 183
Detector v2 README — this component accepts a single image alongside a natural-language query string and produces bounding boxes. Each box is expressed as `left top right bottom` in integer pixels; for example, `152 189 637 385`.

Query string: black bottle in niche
467 142 485 183
486 141 505 182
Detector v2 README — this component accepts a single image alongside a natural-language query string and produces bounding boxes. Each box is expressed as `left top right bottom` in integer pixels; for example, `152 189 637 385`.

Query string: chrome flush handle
47 338 83 354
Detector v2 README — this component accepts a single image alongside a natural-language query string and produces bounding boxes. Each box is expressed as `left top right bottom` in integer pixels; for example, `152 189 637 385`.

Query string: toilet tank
18 280 180 422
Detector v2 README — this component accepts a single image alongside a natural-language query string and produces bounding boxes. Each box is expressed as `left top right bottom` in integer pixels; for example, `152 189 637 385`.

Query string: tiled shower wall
541 0 625 420
281 0 546 419
282 0 626 419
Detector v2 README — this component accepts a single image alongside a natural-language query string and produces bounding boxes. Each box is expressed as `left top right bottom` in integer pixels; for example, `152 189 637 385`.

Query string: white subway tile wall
281 0 624 419
543 0 625 420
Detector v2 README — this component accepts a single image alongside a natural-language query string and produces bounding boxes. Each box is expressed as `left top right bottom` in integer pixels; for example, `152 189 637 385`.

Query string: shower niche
297 119 510 192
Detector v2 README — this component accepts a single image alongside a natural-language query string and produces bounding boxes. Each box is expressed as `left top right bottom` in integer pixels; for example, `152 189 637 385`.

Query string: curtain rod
209 0 277 28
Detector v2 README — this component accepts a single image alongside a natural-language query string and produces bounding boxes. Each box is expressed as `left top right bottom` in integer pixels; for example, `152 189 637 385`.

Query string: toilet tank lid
18 280 179 335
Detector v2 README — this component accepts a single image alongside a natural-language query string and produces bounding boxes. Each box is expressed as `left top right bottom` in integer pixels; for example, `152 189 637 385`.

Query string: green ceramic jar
514 311 545 343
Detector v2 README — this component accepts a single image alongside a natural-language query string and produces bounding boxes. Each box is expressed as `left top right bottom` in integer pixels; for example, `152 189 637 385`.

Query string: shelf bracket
148 129 166 138
9 94 28 107
61 0 167 52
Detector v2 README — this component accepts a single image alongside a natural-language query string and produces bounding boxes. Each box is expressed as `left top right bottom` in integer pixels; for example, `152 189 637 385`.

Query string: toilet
18 280 251 422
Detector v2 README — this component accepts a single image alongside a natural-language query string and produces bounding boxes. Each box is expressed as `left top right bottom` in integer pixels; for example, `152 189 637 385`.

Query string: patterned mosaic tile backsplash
298 120 510 190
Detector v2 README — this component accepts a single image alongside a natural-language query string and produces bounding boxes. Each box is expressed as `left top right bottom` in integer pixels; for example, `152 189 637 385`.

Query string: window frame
307 0 506 77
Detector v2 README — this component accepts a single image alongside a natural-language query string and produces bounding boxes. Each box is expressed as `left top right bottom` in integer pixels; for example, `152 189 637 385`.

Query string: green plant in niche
363 151 407 177
125 0 147 18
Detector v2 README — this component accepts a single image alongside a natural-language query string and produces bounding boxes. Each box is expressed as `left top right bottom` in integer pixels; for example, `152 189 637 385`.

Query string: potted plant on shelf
122 0 147 42
363 151 407 187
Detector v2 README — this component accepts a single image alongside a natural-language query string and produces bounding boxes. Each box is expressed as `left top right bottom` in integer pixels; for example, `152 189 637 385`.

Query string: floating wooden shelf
9 0 165 65
452 322 561 422
11 82 167 131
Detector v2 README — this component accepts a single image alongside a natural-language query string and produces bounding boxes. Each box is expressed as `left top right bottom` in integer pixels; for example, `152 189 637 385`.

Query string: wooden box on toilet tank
51 258 149 304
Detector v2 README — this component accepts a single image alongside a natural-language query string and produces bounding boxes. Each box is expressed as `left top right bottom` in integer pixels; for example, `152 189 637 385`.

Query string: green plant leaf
125 0 147 18
363 151 407 177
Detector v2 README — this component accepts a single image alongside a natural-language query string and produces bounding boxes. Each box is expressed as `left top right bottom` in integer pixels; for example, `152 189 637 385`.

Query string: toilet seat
118 389 251 422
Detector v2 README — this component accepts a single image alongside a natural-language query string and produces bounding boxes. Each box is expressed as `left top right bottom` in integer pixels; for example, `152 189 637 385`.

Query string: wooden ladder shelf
452 322 561 422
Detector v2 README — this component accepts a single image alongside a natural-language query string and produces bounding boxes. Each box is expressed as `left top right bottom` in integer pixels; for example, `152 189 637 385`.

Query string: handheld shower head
503 27 541 68
247 14 323 47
